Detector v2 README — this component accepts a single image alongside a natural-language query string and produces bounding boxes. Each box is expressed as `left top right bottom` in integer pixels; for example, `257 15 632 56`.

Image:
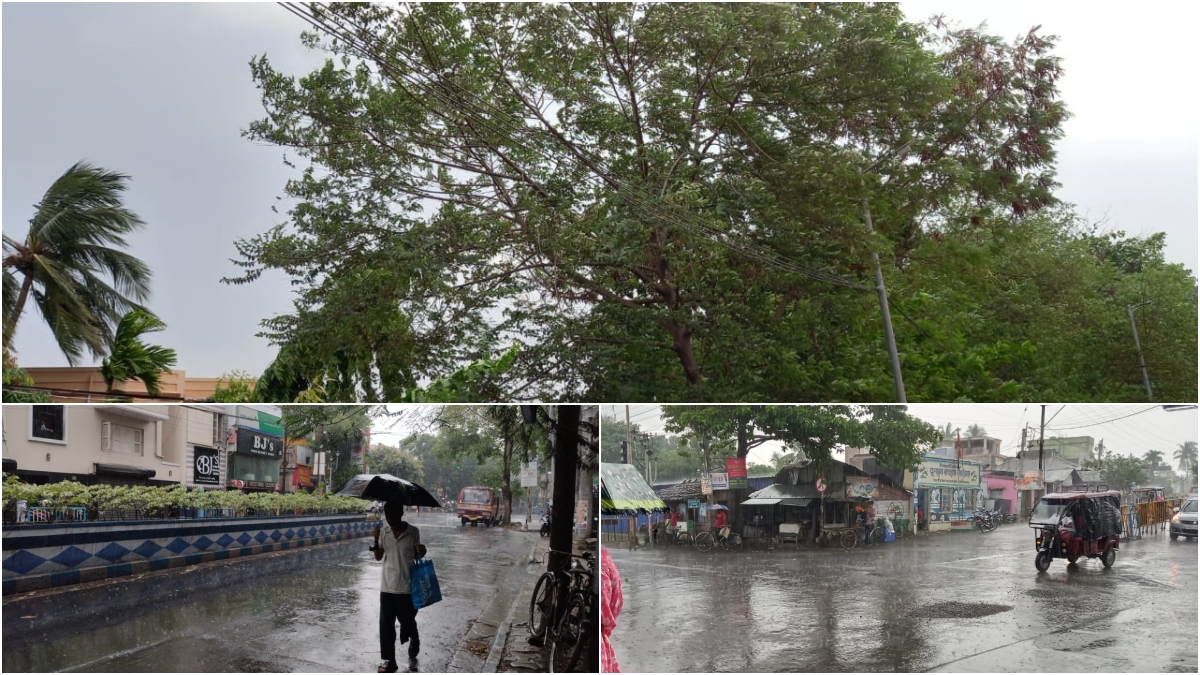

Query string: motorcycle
973 509 997 532
539 514 551 537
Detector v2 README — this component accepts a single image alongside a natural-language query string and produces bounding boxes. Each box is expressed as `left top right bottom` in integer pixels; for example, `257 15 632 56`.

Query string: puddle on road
915 601 1012 619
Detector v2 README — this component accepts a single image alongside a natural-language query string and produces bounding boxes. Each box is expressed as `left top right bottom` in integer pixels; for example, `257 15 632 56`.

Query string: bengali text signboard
726 458 748 489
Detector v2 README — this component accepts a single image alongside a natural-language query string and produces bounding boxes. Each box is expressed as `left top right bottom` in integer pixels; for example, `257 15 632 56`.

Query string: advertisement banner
575 500 589 529
520 462 539 488
235 428 283 459
257 410 285 437
193 447 220 486
701 477 713 495
1015 471 1043 491
293 463 313 487
351 442 365 471
725 458 748 489
846 476 878 499
710 472 729 490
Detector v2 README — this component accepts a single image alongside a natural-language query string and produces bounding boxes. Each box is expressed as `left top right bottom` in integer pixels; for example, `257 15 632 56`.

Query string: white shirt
379 521 421 595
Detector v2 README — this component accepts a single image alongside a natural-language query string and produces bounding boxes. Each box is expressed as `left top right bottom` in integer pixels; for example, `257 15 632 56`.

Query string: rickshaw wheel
1101 547 1116 568
1035 550 1052 572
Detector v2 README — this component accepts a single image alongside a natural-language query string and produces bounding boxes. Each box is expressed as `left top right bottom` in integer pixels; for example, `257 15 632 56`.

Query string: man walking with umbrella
373 501 428 672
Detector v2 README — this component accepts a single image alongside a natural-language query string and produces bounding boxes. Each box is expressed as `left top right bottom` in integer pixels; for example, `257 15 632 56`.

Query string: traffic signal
619 441 628 463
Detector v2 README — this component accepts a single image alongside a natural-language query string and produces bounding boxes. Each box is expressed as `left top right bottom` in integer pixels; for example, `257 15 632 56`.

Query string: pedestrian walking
372 501 428 672
601 547 623 673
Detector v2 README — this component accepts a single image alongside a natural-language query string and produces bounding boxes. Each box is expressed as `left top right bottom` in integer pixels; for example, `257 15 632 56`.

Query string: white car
1170 499 1197 541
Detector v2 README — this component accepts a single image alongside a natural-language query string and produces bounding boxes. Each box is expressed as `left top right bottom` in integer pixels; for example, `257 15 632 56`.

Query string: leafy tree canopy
223 3 1200 403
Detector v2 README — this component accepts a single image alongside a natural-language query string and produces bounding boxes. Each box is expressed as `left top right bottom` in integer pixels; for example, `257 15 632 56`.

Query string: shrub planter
2 513 370 595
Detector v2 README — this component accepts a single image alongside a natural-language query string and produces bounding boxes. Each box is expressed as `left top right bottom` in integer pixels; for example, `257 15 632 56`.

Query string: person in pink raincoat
601 547 623 673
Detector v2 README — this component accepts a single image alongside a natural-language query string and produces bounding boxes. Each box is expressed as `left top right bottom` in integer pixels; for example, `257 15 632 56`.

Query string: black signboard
236 428 283 459
194 446 220 485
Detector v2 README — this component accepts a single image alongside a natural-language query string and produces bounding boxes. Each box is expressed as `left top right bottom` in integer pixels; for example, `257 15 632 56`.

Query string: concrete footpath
448 523 551 673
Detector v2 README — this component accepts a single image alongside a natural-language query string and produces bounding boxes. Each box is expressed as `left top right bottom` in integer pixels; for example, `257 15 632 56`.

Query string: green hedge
2 474 365 517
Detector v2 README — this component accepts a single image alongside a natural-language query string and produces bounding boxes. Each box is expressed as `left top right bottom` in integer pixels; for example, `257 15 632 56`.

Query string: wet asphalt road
607 525 1197 672
2 511 535 673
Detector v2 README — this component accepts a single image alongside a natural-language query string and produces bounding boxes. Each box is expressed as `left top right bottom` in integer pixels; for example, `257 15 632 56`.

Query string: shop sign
688 499 702 509
726 458 749 489
846 476 878 499
236 428 283 459
293 463 313 487
230 479 277 490
519 462 538 488
710 472 729 490
193 447 220 486
916 459 981 487
701 477 713 495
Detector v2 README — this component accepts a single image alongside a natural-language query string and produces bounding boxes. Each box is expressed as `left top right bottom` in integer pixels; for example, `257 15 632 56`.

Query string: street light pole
1126 301 1154 400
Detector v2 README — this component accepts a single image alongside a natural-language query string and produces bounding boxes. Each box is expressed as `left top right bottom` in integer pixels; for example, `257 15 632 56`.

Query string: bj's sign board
193 447 221 486
236 428 283 459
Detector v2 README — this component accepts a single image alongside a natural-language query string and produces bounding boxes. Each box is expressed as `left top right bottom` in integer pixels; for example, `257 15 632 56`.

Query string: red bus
457 486 501 527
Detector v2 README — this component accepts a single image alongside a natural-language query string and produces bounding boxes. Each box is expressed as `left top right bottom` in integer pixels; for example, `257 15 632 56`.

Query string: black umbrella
336 474 441 508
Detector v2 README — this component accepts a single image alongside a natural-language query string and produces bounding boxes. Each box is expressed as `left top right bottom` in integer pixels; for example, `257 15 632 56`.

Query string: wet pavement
2 511 538 673
607 525 1197 672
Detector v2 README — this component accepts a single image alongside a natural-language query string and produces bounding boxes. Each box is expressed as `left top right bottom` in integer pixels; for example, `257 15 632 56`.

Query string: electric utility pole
861 195 906 402
1126 300 1154 400
1038 406 1046 497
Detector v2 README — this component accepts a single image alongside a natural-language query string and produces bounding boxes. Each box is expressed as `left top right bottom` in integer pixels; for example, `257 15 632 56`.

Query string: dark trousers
380 592 419 663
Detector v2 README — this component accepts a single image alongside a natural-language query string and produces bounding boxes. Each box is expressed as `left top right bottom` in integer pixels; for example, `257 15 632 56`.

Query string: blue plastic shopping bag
409 558 443 609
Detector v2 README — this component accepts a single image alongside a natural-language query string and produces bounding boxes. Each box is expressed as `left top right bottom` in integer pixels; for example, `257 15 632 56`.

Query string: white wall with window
2 404 182 485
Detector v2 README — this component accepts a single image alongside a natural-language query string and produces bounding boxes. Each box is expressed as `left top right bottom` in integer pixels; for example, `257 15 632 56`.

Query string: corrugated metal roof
657 479 704 502
600 463 666 513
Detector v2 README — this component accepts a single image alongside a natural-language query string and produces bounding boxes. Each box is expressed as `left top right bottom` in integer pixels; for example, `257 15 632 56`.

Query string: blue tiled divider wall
2 514 370 595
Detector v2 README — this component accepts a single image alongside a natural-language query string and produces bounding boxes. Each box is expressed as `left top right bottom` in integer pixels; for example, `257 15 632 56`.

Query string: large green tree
366 443 425 483
1101 454 1148 493
662 404 942 470
4 161 152 363
230 3 1080 402
100 309 178 397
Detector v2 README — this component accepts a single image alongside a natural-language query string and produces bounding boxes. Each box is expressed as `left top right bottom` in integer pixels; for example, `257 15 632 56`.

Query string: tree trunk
665 320 701 386
501 435 513 525
3 271 33 348
549 406 580 575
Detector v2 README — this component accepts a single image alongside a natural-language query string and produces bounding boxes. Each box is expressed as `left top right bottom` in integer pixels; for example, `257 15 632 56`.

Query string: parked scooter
539 513 551 537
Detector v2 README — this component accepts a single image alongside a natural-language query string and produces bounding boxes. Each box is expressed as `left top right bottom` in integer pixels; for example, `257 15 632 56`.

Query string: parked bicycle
528 549 595 673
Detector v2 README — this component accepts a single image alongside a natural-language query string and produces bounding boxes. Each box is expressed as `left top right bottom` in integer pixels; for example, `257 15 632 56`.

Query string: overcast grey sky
606 404 1198 471
4 3 1196 375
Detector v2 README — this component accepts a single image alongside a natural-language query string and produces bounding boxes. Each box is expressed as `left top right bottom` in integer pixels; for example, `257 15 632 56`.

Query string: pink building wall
983 472 1018 513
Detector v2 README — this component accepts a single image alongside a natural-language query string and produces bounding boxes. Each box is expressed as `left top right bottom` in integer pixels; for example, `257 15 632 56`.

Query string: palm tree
1175 441 1197 476
3 161 151 364
100 309 177 397
966 424 987 438
1143 450 1164 469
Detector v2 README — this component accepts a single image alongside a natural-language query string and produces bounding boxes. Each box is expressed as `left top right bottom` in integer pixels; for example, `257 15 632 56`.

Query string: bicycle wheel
871 528 885 545
840 529 857 550
552 591 591 673
727 533 743 552
695 531 715 552
676 531 694 547
529 572 557 638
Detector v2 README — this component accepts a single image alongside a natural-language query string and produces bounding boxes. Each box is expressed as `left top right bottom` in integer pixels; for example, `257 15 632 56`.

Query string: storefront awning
94 463 156 479
741 497 812 507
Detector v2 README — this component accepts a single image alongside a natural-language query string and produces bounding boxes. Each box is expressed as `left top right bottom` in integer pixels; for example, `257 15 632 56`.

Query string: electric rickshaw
1029 490 1122 572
